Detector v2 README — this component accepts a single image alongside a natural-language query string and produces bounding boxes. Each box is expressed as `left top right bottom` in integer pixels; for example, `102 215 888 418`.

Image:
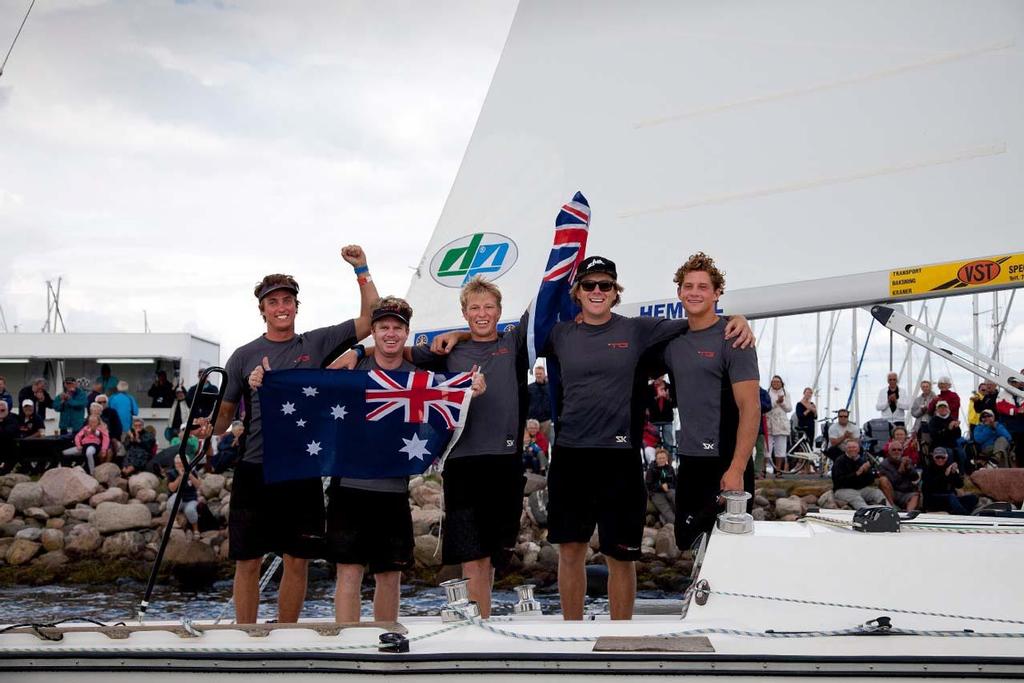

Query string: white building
0 333 220 444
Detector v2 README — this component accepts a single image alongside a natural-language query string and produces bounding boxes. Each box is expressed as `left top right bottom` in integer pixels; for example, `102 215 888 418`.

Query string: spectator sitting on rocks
109 381 139 439
973 409 1012 468
172 424 202 464
928 400 966 471
167 452 202 535
70 414 110 474
18 378 53 421
54 377 88 435
927 376 960 418
883 425 920 467
96 363 119 396
831 438 888 510
876 372 910 425
0 401 19 473
876 441 920 511
93 394 123 448
122 417 158 476
826 409 861 461
645 447 676 524
922 447 978 515
148 370 176 408
910 379 935 437
17 399 44 439
995 376 1024 460
0 375 12 410
522 419 547 474
210 420 244 473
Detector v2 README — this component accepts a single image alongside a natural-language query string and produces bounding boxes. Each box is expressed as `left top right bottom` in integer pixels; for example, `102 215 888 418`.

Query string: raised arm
341 245 380 340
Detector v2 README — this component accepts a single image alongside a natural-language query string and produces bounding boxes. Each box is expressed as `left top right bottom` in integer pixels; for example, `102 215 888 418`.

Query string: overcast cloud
0 0 1020 420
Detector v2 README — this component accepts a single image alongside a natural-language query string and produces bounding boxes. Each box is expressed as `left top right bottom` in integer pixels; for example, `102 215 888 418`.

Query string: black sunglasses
580 280 615 292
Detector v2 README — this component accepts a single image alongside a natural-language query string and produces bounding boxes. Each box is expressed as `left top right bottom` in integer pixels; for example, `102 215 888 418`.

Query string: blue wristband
352 344 365 360
353 265 369 275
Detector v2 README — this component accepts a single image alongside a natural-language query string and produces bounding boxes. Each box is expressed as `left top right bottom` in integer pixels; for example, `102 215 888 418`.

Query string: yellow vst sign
889 253 1024 297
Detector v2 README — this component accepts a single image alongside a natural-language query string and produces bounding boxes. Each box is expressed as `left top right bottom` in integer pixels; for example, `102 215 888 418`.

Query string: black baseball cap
575 256 617 282
371 301 411 326
257 282 298 301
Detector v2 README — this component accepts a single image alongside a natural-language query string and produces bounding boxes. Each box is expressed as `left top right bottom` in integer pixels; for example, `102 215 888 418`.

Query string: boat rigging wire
0 0 35 79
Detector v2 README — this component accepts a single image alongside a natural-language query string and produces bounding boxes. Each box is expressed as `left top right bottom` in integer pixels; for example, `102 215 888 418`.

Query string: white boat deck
2 512 1022 679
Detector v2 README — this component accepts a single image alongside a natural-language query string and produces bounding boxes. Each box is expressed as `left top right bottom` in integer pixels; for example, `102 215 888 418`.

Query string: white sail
406 0 1023 334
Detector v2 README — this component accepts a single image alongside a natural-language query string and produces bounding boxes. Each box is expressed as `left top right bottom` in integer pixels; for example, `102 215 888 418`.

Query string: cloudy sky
0 0 516 349
0 0 1020 421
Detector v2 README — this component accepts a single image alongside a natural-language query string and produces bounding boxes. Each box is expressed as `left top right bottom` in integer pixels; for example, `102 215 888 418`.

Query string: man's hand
248 357 271 390
723 316 755 349
470 366 487 397
950 420 960 429
327 349 360 370
720 465 745 493
340 245 367 268
431 331 464 355
191 417 214 441
857 462 871 475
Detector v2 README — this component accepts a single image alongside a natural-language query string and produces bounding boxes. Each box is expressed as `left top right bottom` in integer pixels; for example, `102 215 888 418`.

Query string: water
0 580 662 624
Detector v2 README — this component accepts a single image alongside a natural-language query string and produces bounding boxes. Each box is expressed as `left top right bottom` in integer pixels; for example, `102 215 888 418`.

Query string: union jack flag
258 368 474 483
527 191 590 366
365 369 474 429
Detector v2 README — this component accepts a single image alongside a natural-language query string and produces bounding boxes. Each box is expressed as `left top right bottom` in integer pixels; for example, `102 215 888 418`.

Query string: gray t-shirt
663 317 759 458
224 320 357 465
410 311 528 459
335 355 415 493
544 314 688 449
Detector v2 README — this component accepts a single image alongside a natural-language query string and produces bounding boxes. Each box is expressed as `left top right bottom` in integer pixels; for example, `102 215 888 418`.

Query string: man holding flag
327 296 485 624
216 245 377 624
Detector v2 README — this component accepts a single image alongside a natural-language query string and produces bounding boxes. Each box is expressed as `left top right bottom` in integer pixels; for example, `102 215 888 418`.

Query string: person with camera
54 377 88 435
831 438 888 510
121 417 158 476
876 441 920 511
921 447 978 515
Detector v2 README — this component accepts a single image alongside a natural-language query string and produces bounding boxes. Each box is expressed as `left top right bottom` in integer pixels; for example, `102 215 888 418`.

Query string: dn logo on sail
430 233 519 287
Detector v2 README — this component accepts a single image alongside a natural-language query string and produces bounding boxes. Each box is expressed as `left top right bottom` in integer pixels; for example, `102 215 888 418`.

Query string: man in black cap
326 296 486 624
215 245 378 624
540 255 752 620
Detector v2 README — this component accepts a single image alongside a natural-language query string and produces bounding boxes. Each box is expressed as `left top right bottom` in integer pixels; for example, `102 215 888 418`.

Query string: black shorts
228 461 326 561
674 454 754 550
326 485 413 574
442 453 525 565
547 445 647 562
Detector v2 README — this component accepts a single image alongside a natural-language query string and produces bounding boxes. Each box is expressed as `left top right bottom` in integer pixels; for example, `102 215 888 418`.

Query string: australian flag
259 368 474 484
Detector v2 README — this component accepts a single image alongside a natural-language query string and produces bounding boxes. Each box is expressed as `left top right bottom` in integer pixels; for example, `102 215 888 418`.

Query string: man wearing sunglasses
541 256 753 621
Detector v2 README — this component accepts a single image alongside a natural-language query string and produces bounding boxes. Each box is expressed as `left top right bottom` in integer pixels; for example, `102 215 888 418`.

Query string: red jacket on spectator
996 388 1022 418
928 390 961 419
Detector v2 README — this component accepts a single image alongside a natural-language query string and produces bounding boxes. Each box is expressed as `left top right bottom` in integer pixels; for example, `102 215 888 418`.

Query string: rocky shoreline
2 466 1021 593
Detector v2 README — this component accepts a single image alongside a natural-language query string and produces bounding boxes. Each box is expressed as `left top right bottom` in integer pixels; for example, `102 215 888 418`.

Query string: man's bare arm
721 379 760 491
214 400 237 435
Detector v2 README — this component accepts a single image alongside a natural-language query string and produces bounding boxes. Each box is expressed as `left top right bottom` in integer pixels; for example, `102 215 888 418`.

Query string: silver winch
439 578 480 622
716 490 754 534
511 584 542 617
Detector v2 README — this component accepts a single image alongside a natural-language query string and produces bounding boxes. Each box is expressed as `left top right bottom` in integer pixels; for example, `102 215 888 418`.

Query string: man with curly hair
653 253 761 550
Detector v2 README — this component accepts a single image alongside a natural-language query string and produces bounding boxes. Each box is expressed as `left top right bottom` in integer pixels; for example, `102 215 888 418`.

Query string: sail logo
956 260 1000 286
430 233 519 287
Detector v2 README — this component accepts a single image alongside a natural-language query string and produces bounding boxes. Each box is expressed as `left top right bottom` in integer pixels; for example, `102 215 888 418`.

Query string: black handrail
137 366 228 622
